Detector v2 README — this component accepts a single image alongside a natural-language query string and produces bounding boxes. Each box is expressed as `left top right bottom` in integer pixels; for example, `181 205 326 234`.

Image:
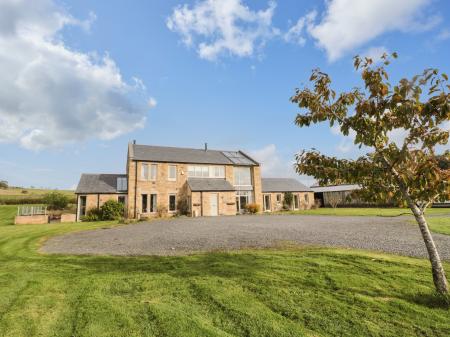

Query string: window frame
141 194 148 213
168 165 177 181
149 164 157 181
150 194 157 213
168 194 177 212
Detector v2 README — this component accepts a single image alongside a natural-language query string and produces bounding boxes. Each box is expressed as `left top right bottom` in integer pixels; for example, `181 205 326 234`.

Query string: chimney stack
204 142 208 151
133 140 136 144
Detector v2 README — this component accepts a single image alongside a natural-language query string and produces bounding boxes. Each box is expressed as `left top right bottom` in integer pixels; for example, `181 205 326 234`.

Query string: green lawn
427 217 450 236
0 205 449 336
276 207 450 217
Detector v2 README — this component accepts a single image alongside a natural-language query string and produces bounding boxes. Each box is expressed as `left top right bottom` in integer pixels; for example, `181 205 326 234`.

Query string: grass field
427 217 450 236
0 205 449 336
276 207 450 217
0 187 75 201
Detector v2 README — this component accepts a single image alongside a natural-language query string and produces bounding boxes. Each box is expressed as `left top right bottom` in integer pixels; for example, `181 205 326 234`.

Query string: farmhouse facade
75 143 314 220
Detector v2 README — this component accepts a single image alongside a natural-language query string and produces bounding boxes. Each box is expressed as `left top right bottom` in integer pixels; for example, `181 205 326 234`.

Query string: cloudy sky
0 0 449 189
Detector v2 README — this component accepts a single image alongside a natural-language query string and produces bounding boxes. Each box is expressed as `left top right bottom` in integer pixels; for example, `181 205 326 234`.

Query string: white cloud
284 10 316 46
166 0 278 61
249 144 315 186
148 97 157 108
0 0 150 150
304 0 439 61
437 28 450 41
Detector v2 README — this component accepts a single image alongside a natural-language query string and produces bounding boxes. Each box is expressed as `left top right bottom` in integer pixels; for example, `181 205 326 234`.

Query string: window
141 163 149 180
168 165 177 181
169 194 176 212
293 194 299 210
235 191 252 213
202 166 209 177
150 194 157 213
79 196 87 217
233 167 251 186
187 165 225 178
117 177 127 191
150 164 157 181
212 166 225 178
142 194 148 213
118 196 126 204
276 194 282 203
142 163 157 180
304 194 309 204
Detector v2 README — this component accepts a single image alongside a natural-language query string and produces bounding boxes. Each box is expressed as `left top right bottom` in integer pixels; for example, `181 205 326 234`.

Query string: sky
0 0 449 189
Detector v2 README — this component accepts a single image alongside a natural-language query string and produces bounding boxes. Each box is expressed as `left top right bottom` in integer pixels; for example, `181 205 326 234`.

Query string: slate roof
310 184 361 193
261 178 313 193
187 178 235 192
129 144 258 166
75 174 127 194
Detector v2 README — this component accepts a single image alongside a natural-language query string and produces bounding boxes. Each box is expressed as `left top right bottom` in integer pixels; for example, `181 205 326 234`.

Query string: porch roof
187 178 235 192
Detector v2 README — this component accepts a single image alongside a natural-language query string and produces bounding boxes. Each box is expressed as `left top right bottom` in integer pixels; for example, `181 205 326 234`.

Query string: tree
0 180 8 189
43 192 69 210
327 193 340 209
291 53 449 294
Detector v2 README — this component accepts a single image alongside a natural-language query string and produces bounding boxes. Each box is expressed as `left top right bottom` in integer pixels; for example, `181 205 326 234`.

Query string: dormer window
117 177 127 191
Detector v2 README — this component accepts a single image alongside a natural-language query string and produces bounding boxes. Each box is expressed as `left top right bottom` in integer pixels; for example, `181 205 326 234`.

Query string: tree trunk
409 203 448 294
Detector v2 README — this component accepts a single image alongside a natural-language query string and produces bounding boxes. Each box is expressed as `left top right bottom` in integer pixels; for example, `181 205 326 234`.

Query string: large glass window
233 167 251 186
293 194 299 209
142 194 148 213
169 194 176 212
235 191 252 213
187 165 225 178
168 165 177 181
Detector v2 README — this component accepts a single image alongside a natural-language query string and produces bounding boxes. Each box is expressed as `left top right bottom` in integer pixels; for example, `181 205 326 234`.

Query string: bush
100 200 125 220
43 192 69 210
81 208 102 222
21 190 28 194
157 205 167 217
177 197 190 216
245 203 260 214
0 181 8 189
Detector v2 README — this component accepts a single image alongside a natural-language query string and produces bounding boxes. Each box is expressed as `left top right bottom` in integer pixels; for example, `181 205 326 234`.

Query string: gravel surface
41 215 450 259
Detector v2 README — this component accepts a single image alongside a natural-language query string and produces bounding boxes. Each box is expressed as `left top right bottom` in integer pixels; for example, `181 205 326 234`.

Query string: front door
210 193 218 216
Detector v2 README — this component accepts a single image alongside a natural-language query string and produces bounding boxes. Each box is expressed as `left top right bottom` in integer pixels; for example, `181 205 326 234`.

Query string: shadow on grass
406 292 450 309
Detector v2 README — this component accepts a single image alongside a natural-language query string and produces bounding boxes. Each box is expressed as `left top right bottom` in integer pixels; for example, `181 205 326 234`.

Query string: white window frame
141 163 149 180
117 177 127 191
168 194 177 212
168 165 177 181
150 164 157 181
233 167 252 187
276 194 282 203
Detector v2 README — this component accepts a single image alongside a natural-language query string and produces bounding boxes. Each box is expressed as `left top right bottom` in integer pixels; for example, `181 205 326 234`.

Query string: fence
17 205 47 216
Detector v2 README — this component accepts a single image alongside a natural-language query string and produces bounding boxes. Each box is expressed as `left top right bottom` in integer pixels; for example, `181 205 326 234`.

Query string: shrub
0 181 8 189
100 200 125 220
245 203 260 214
81 208 102 222
43 192 69 210
21 190 28 194
283 192 293 210
157 205 167 217
177 197 190 216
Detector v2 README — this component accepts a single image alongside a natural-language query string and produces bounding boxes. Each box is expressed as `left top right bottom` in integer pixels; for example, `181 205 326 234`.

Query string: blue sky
0 0 449 189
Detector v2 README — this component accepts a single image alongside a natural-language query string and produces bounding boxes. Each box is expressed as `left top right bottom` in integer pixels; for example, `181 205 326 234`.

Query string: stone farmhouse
75 143 314 220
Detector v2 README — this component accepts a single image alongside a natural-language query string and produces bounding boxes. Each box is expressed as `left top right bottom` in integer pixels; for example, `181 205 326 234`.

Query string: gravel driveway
42 215 450 259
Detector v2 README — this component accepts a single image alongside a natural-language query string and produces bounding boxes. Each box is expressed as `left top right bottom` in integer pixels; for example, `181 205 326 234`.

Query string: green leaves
292 53 450 207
